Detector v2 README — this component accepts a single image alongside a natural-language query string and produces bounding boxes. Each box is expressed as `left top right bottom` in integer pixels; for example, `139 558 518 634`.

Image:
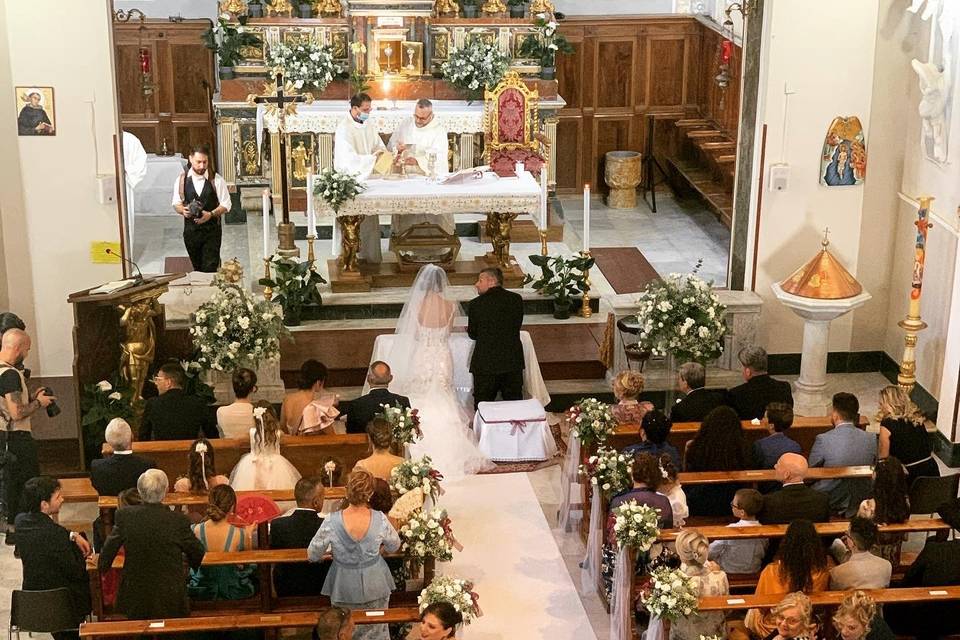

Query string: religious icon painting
820 116 866 186
15 86 55 136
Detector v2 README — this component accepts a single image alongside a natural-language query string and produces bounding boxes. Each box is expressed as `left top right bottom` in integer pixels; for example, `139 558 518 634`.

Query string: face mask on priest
351 102 373 124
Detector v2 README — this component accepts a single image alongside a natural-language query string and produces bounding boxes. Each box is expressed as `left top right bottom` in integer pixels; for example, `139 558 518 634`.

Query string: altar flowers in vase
441 39 510 101
266 41 340 93
314 166 366 212
419 576 482 625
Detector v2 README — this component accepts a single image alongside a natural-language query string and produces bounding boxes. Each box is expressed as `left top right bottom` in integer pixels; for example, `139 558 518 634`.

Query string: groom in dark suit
468 267 524 408
346 361 410 434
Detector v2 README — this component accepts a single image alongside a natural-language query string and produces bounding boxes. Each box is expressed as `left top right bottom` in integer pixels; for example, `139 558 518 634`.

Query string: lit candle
539 167 549 231
306 170 317 238
582 184 591 252
262 189 271 259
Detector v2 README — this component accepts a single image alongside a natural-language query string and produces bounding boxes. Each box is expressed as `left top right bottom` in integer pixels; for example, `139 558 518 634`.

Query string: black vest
182 173 220 230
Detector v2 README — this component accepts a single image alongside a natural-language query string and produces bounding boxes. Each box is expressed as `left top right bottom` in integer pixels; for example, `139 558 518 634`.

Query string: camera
187 199 204 219
39 387 60 418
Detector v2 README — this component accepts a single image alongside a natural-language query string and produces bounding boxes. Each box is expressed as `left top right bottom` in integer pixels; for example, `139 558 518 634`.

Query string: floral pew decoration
377 404 423 452
419 575 482 625
637 566 700 639
558 397 617 533
610 501 661 640
399 507 462 571
578 446 632 597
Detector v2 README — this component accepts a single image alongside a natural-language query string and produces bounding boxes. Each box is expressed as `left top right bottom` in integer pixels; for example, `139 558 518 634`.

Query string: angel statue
435 0 459 16
912 59 950 162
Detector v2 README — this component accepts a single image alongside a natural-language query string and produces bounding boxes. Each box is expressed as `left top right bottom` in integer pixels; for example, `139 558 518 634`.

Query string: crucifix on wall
248 73 313 256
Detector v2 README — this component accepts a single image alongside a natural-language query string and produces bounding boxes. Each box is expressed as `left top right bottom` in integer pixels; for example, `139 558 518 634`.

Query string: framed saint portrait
16 86 56 136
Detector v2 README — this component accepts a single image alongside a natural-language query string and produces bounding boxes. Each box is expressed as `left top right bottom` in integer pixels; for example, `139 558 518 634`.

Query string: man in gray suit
829 516 892 590
809 392 877 516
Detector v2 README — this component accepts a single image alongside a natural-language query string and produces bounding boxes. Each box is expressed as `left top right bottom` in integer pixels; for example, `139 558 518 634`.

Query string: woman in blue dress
823 141 858 185
308 469 401 640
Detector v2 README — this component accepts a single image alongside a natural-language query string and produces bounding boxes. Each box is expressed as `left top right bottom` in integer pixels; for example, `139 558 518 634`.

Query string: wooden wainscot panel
556 38 585 111
595 39 637 110
646 36 689 108
556 117 582 190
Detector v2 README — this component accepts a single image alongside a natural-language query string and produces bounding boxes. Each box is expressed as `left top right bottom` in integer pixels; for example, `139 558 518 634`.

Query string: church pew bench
60 477 100 503
656 518 949 542
697 586 960 611
88 549 433 619
79 607 421 638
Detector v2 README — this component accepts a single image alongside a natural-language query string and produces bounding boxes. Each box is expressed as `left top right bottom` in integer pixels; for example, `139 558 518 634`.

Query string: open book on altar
440 166 486 185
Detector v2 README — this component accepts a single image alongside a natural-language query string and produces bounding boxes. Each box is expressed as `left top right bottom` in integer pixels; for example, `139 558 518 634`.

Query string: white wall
554 0 673 14
0 0 123 377
113 0 217 20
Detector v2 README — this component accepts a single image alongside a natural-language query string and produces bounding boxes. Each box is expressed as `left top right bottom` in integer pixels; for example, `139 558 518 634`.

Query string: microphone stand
105 248 145 285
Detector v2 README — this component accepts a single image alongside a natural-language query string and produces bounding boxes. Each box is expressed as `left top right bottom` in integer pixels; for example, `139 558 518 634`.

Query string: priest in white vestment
387 99 454 235
333 93 385 263
121 131 148 247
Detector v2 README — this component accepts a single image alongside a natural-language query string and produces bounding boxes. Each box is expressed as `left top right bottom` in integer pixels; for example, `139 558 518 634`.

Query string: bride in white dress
388 264 493 480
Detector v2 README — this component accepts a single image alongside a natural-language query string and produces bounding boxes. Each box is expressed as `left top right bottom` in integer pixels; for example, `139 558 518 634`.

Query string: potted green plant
202 16 262 80
80 379 134 464
461 0 480 18
518 13 574 80
523 252 594 319
247 0 264 18
508 0 526 18
259 256 327 327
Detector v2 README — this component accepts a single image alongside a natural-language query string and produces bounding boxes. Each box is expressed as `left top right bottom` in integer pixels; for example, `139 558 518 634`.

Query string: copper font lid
779 230 864 299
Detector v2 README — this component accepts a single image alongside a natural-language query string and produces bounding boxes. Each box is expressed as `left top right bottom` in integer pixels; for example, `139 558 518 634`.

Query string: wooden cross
247 73 313 227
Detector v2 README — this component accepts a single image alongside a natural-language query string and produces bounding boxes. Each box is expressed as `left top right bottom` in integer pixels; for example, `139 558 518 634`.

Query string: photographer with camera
0 329 57 538
171 144 231 273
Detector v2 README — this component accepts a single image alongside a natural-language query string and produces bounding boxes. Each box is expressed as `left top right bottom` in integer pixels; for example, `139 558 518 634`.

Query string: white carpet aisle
436 473 597 639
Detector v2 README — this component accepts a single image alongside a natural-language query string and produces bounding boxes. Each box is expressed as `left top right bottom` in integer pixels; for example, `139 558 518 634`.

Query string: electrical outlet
769 164 790 192
97 174 116 204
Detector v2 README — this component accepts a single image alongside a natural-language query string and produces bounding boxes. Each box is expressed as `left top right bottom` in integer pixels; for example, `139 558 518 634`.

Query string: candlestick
262 189 271 260
539 229 548 257
307 235 316 268
898 196 933 391
262 258 273 301
580 250 592 318
583 184 591 252
539 165 549 232
306 170 317 238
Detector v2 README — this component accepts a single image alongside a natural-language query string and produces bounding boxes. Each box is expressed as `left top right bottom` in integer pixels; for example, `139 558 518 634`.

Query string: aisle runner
438 474 597 639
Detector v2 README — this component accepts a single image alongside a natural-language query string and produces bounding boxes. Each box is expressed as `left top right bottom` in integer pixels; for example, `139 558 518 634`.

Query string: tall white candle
306 170 317 237
583 184 591 252
262 189 271 259
539 167 549 231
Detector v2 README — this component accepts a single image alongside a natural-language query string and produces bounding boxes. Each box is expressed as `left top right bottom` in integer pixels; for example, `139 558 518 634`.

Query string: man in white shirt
387 98 453 235
170 145 231 272
709 488 767 574
333 93 386 263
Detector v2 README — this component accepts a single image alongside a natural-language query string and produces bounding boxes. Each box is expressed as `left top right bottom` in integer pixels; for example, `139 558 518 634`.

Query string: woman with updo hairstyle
833 590 894 640
353 417 405 482
187 484 256 601
307 470 401 640
668 530 728 639
419 601 464 640
174 438 230 493
611 370 655 425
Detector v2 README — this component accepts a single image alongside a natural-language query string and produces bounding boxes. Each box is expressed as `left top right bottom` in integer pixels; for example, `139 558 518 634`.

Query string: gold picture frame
15 86 56 136
399 41 424 77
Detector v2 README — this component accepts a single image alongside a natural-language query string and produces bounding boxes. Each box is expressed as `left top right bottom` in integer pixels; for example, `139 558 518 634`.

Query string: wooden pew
79 607 421 638
697 586 960 610
657 518 950 542
61 477 100 503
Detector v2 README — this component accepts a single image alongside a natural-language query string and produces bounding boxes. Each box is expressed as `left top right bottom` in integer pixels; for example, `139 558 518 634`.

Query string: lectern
67 274 182 467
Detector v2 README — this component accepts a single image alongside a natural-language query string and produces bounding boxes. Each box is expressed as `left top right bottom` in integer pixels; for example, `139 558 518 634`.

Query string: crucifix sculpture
248 73 314 257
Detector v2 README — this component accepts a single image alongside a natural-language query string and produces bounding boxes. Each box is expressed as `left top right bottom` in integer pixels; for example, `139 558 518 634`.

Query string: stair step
700 141 736 151
674 119 711 129
687 129 723 139
667 157 734 230
716 155 737 164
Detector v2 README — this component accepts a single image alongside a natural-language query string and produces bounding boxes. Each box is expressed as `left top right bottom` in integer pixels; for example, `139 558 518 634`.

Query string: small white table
473 399 558 462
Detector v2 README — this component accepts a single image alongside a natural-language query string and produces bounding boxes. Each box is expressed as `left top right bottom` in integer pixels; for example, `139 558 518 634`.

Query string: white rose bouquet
314 167 366 214
441 38 510 100
400 506 462 564
567 397 616 447
377 404 423 446
579 446 631 498
634 259 727 363
266 41 341 93
418 576 482 624
190 282 285 372
391 456 443 501
639 566 700 622
611 500 661 551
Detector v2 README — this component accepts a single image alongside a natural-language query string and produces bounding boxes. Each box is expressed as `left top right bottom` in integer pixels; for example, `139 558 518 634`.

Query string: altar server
334 93 385 263
388 98 454 235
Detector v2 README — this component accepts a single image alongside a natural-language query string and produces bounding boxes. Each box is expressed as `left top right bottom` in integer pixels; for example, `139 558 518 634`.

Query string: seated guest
90 418 154 550
15 476 91 639
622 410 680 470
609 370 654 425
670 530 728 640
99 469 206 620
857 456 911 564
709 488 767 574
139 362 218 441
354 417 405 482
877 384 939 483
271 477 329 597
759 453 830 524
670 362 724 422
810 392 877 516
173 438 230 493
216 367 256 439
230 402 302 491
829 516 892 590
760 592 819 640
280 359 337 435
308 470 401 640
419 602 464 640
100 487 141 608
655 453 688 527
745 520 831 638
753 402 802 469
684 405 751 517
833 590 895 640
726 345 793 420
187 484 256 600
314 606 354 640
346 361 411 435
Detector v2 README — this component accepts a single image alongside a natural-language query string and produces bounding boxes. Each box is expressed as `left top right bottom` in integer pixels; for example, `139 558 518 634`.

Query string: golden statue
317 0 343 17
266 0 294 17
292 140 312 182
242 140 259 176
338 215 363 273
481 0 507 14
435 0 459 16
219 0 247 16
485 212 518 267
528 0 555 13
119 297 162 402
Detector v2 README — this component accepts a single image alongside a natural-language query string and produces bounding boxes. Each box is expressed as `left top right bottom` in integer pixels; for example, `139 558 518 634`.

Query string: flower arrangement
349 42 370 95
190 281 285 372
567 397 616 447
266 41 341 92
314 167 367 213
634 260 727 363
518 13 575 69
258 255 327 326
377 404 423 446
612 500 661 552
202 15 262 70
80 379 134 463
400 506 460 564
418 576 482 624
639 566 699 621
441 38 510 100
579 446 631 498
391 456 443 500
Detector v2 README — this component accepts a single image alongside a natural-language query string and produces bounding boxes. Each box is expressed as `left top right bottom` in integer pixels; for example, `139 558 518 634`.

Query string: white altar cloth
365 331 551 408
474 399 558 462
